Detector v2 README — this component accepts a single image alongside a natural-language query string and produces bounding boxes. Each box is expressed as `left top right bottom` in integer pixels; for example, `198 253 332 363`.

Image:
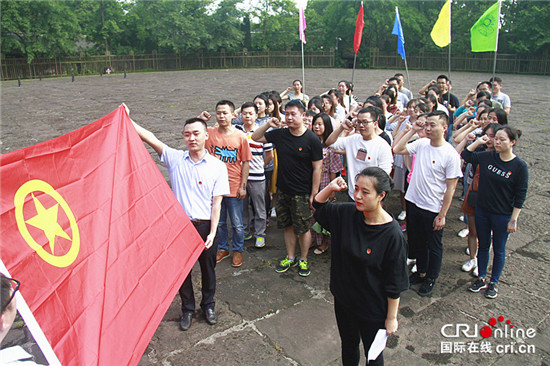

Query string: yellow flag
431 0 451 47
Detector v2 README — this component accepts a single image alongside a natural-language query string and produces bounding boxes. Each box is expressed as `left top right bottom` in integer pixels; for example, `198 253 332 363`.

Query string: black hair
241 101 258 114
305 110 316 117
308 96 324 112
364 95 383 109
321 94 336 117
476 81 492 91
286 99 306 113
312 112 334 145
184 117 208 130
292 80 304 93
495 125 522 141
476 90 491 100
388 76 400 84
427 110 449 126
415 103 430 113
216 100 235 112
382 85 398 105
358 106 384 128
489 76 503 84
355 167 394 202
488 108 508 125
339 80 352 95
437 74 449 82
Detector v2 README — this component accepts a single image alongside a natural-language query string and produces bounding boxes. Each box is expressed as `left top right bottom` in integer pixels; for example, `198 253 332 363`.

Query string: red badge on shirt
366 248 371 255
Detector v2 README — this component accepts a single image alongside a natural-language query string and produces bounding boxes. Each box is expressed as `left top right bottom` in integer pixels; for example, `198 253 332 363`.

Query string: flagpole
492 0 502 81
448 0 452 81
301 40 306 94
352 54 357 84
404 57 412 95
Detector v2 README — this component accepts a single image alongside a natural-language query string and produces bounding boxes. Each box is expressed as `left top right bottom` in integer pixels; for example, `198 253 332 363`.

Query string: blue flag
392 6 406 59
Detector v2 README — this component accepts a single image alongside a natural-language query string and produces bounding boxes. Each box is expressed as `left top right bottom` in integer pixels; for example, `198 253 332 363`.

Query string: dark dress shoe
180 312 193 331
204 308 217 325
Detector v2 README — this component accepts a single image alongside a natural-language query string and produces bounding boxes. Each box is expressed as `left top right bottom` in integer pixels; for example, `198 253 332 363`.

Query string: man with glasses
325 106 393 201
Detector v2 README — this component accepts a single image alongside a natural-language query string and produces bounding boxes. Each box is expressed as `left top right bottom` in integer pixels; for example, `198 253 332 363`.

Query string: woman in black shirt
314 167 409 366
462 126 528 299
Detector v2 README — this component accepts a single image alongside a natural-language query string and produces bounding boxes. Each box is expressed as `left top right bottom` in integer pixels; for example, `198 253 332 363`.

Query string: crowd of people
126 73 527 365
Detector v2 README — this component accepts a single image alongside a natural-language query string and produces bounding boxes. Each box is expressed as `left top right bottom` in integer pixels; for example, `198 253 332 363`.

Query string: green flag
470 1 500 52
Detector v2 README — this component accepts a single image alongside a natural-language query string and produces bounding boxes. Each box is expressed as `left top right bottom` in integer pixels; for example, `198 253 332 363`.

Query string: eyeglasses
356 119 376 125
1 278 20 313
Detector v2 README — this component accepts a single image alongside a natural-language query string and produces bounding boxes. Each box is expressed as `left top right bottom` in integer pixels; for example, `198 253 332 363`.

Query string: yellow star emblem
25 193 71 254
14 180 80 268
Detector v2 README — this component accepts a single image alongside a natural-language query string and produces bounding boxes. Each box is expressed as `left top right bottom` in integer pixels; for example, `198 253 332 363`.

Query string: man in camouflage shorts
252 100 323 276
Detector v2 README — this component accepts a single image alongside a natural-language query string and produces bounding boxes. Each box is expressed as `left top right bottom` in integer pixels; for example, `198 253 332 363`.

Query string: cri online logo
441 316 536 339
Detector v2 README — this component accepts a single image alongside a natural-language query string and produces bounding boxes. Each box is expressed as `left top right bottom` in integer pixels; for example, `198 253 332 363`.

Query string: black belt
191 219 210 227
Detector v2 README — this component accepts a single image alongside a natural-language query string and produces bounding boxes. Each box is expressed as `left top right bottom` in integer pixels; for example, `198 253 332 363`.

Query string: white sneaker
411 264 417 273
462 258 477 272
465 247 470 256
271 210 277 218
407 258 416 266
459 215 465 222
458 228 469 238
473 267 479 277
255 237 266 248
398 210 407 221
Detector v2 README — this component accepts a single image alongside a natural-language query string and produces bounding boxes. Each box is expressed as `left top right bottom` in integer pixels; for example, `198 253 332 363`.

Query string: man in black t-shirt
252 100 323 276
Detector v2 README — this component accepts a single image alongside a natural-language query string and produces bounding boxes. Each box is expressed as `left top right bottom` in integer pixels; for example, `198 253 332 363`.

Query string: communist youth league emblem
14 180 80 267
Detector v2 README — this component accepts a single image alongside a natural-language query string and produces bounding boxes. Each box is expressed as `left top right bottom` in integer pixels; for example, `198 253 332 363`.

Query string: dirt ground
1 68 549 365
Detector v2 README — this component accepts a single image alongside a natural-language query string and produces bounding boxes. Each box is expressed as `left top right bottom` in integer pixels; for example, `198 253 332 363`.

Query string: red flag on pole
299 5 307 44
0 105 204 365
353 2 365 55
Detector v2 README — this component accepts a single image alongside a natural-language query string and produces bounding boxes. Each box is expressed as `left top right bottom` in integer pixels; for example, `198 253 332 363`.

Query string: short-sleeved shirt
206 127 252 197
492 92 511 109
313 201 409 322
265 128 323 195
405 138 462 213
237 126 273 181
161 146 230 220
332 134 393 199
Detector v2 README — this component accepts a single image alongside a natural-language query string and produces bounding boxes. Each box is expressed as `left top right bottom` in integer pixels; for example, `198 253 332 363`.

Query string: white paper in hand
367 329 387 362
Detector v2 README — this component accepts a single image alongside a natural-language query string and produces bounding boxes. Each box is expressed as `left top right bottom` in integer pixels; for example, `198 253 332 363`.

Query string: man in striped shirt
237 102 273 248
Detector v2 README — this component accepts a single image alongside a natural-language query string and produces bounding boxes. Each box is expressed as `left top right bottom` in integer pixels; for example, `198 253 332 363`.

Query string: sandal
314 247 328 255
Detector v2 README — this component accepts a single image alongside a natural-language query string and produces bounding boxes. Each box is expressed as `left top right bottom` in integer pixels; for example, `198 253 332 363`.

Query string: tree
1 0 80 63
206 0 244 52
500 0 550 54
250 0 300 51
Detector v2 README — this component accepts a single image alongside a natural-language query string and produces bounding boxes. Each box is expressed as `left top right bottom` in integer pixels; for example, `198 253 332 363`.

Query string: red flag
0 105 204 365
354 2 365 55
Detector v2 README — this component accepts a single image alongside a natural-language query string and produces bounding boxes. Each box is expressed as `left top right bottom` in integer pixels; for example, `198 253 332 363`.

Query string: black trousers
335 300 384 366
179 221 217 313
405 200 444 280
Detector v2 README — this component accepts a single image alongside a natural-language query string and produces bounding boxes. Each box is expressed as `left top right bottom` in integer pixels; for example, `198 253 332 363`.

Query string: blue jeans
218 196 244 253
475 206 510 283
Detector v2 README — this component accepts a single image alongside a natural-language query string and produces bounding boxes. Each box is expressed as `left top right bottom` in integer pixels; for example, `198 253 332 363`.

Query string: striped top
237 125 273 181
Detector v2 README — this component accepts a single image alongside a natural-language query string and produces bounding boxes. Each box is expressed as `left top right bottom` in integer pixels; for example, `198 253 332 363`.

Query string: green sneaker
244 233 253 241
298 259 310 277
275 256 297 273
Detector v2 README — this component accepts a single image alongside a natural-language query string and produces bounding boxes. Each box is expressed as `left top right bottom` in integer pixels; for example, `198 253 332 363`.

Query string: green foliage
1 0 81 63
1 0 548 61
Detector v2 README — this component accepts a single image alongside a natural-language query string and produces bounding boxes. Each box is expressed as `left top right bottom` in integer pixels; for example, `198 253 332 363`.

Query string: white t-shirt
405 138 463 213
335 104 347 121
492 92 511 108
332 134 393 199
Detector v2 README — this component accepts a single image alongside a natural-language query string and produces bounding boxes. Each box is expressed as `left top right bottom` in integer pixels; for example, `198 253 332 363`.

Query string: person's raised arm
393 119 424 155
325 119 354 146
315 177 348 204
455 132 475 154
418 79 436 96
454 119 481 144
251 118 280 143
132 120 164 157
